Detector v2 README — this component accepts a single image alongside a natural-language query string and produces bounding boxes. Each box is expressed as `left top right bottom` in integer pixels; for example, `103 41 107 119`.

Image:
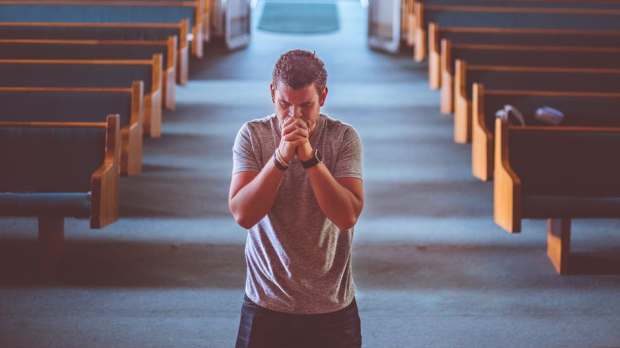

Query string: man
229 49 364 348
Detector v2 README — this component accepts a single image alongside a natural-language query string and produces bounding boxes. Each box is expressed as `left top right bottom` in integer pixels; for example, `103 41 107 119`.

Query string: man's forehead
274 82 319 102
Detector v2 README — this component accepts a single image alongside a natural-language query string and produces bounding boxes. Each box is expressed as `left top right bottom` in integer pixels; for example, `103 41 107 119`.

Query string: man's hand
279 117 310 162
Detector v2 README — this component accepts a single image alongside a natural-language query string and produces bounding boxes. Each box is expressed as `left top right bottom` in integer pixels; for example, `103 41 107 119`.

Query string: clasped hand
278 116 313 163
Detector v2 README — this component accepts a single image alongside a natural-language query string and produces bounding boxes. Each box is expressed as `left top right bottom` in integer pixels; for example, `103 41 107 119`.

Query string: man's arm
229 117 305 229
228 159 284 229
305 164 364 230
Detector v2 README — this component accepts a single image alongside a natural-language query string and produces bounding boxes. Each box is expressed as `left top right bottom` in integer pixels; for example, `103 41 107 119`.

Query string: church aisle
1 2 620 347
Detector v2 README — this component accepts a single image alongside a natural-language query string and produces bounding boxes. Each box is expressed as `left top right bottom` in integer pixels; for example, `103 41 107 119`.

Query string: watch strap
301 149 321 169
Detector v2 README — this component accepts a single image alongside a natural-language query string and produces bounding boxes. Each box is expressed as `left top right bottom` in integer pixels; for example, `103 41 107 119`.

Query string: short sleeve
232 123 260 174
333 126 363 179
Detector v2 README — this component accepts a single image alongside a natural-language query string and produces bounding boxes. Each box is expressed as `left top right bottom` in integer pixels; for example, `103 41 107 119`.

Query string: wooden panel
91 114 120 229
414 2 426 61
471 83 493 181
439 38 452 113
145 53 162 138
428 22 440 89
124 80 144 175
453 59 470 143
493 118 521 233
547 218 572 275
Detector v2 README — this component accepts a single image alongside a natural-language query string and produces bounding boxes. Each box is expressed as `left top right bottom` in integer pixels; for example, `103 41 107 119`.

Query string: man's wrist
274 149 289 171
301 149 322 169
297 143 314 162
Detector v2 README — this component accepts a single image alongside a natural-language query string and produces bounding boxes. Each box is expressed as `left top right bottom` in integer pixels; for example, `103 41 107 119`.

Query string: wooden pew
403 0 416 46
0 20 190 84
454 64 620 144
0 115 120 278
428 24 620 90
0 57 163 137
473 86 620 181
40 0 208 39
0 38 177 110
0 83 143 175
443 44 620 118
0 0 203 58
413 2 620 62
102 0 208 39
493 118 620 274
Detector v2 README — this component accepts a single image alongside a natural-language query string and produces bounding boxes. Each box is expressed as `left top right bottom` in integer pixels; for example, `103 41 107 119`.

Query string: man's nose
288 105 302 118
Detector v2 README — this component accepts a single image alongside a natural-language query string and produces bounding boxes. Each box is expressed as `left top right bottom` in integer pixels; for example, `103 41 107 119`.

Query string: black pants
235 295 362 348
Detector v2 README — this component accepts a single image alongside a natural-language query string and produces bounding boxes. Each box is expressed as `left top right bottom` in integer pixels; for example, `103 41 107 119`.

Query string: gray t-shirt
232 113 363 314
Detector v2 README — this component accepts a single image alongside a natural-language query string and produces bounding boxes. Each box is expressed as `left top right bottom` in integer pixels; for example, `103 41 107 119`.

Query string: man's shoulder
321 114 360 140
240 114 276 136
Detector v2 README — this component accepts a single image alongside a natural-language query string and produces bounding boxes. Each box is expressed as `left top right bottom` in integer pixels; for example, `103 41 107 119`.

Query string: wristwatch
301 149 322 169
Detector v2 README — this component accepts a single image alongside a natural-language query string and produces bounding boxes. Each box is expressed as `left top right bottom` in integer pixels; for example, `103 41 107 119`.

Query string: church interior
1 0 620 347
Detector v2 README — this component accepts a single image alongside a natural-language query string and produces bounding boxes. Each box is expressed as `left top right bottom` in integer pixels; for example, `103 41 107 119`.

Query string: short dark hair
272 49 327 93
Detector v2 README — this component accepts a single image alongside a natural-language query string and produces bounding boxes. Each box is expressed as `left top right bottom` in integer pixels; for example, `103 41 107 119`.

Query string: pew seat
428 24 620 90
0 57 163 137
0 83 144 175
454 64 620 144
0 20 190 84
441 43 620 116
472 87 620 182
0 115 120 278
0 0 203 57
0 38 176 110
494 119 620 274
414 2 620 61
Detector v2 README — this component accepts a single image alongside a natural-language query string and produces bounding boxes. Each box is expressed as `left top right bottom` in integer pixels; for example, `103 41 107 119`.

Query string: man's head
270 49 328 132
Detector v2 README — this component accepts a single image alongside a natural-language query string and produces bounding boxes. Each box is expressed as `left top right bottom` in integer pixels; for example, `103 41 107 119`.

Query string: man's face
271 80 328 133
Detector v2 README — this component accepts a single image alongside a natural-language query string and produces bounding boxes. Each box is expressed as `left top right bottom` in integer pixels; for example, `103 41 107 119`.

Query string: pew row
0 1 203 58
443 45 620 118
454 64 620 144
87 0 207 38
428 23 620 90
0 115 120 277
0 20 190 84
472 86 620 182
493 118 620 274
0 38 176 110
0 83 143 175
413 2 620 61
0 57 163 137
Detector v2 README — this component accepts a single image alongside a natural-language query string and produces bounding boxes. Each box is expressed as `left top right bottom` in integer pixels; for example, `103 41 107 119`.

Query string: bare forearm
306 164 363 230
230 160 283 228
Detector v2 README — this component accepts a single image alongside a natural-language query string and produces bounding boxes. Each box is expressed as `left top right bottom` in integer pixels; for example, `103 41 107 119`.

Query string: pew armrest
471 83 494 181
428 22 440 89
493 118 522 233
454 59 470 143
90 115 120 229
414 2 426 62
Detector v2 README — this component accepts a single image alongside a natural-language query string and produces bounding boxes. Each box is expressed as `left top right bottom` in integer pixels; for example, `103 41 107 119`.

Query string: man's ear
319 87 329 106
270 83 275 103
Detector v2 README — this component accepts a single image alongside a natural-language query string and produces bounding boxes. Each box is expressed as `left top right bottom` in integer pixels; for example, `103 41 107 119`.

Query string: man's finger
284 134 304 142
282 123 300 136
296 118 309 129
